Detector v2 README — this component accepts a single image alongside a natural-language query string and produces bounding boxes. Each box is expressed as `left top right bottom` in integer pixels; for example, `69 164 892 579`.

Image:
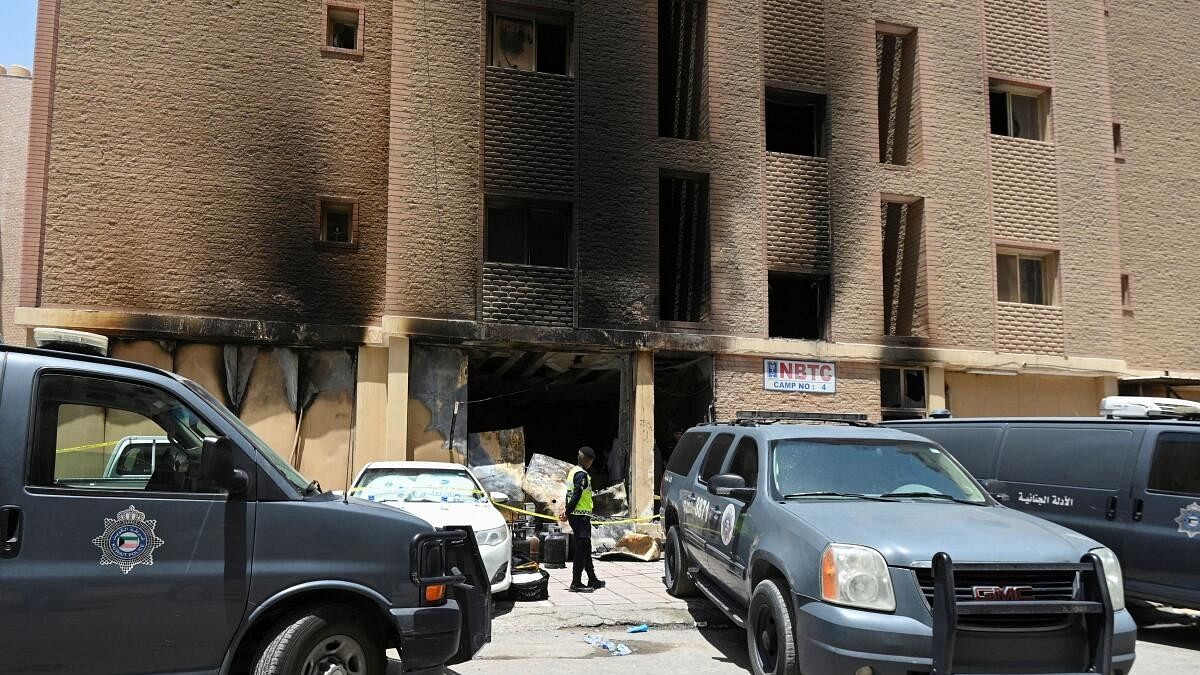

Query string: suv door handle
0 506 22 559
1105 496 1118 521
1132 498 1145 522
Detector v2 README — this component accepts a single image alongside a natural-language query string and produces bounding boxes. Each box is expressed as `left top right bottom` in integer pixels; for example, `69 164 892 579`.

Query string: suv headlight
1090 547 1125 612
821 543 896 612
475 525 509 548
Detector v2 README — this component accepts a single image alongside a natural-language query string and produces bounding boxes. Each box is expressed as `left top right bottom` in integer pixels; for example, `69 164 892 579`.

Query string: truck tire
253 604 385 675
664 525 697 597
747 579 798 675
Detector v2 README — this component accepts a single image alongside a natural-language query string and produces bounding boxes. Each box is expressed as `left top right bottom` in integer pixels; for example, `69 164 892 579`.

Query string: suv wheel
254 604 385 675
664 525 697 597
748 579 798 675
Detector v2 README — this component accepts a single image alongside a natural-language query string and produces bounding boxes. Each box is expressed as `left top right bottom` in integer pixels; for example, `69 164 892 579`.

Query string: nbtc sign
763 359 836 393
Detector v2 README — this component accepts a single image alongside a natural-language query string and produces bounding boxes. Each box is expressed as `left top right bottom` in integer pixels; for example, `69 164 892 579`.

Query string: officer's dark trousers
568 514 596 585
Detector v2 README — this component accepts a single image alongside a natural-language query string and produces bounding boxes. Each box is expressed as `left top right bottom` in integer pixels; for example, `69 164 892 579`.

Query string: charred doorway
654 354 713 492
466 349 627 490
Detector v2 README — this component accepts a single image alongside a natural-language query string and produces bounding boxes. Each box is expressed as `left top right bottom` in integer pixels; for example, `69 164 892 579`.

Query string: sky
0 0 38 69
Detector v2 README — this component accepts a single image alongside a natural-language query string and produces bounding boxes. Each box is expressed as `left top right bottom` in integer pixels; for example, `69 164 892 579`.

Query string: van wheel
664 525 697 597
748 579 798 675
254 604 385 675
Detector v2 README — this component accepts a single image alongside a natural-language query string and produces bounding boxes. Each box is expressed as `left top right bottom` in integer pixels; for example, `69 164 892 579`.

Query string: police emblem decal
92 505 165 574
720 503 737 546
1175 503 1200 539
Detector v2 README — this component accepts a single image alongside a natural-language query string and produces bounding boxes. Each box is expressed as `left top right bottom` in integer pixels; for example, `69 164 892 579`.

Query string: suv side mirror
708 474 756 501
489 492 509 504
982 479 1010 503
201 436 249 497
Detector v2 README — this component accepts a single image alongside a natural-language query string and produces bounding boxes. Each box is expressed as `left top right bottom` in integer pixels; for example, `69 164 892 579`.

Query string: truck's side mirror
708 474 756 501
489 492 509 504
982 479 1010 503
201 436 248 497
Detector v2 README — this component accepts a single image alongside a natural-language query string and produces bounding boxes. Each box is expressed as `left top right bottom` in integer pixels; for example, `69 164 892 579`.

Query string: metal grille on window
660 175 710 323
881 201 927 338
659 0 705 140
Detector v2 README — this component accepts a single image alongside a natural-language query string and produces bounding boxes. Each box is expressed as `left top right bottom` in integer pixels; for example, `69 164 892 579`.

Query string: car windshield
353 468 486 504
182 379 313 494
772 438 988 504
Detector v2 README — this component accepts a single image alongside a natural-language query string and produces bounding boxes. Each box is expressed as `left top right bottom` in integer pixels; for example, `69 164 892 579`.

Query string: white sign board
763 359 836 393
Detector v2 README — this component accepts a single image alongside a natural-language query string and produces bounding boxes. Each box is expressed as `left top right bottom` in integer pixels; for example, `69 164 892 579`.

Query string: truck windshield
182 379 312 494
772 439 988 504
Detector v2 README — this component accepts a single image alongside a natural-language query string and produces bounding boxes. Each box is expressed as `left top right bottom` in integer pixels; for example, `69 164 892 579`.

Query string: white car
350 461 512 594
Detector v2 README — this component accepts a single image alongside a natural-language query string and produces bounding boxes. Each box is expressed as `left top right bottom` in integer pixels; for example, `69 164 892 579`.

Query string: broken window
989 81 1049 141
490 13 572 75
881 366 927 420
996 251 1055 305
324 2 364 55
768 272 828 340
876 25 919 165
659 0 706 140
486 201 572 267
881 199 927 337
659 174 710 322
319 198 356 244
765 88 826 157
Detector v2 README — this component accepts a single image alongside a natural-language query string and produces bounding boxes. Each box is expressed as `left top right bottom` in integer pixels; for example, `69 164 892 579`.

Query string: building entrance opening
654 354 713 494
466 349 626 492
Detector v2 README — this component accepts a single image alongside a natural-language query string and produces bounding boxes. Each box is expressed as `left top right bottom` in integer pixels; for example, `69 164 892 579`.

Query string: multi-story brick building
8 0 1199 509
0 65 32 345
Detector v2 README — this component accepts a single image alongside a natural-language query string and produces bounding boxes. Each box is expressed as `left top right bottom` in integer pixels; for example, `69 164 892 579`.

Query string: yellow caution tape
54 440 121 454
491 501 660 526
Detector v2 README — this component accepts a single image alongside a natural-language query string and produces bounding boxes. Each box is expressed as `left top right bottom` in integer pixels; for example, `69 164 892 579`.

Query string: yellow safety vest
568 465 593 515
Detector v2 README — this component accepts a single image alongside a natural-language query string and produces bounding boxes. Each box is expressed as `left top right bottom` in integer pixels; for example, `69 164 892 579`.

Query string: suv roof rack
733 411 875 427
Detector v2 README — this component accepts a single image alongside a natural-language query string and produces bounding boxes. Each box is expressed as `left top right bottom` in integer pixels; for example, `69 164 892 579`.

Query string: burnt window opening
323 2 364 55
881 199 927 338
876 26 919 165
490 14 573 76
765 89 827 157
881 366 927 420
659 0 706 140
660 175 710 323
486 202 572 268
989 82 1049 141
1121 273 1132 309
319 199 356 245
768 272 829 340
1112 122 1123 155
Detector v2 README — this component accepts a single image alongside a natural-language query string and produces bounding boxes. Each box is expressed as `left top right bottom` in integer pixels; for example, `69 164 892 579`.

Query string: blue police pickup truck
0 340 491 675
660 412 1137 675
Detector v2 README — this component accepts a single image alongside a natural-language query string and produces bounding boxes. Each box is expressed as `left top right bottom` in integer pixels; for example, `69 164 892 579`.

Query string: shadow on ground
687 597 751 670
1131 603 1200 651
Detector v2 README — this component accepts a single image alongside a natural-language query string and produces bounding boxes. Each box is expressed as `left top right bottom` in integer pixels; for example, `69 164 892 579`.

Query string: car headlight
820 543 896 612
475 525 509 548
1090 547 1125 612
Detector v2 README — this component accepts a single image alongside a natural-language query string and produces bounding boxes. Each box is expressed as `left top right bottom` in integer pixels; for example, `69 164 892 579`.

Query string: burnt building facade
10 0 1200 508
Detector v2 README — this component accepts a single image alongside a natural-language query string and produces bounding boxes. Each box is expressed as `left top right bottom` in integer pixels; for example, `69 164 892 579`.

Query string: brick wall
762 0 826 89
988 135 1059 245
764 154 830 273
984 0 1053 80
480 262 574 327
39 0 391 325
996 302 1065 355
484 68 576 198
0 75 31 344
1109 0 1200 372
713 355 880 421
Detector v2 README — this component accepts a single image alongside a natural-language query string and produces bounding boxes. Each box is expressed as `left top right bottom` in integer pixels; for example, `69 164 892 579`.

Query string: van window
728 436 759 489
997 427 1131 490
665 431 711 475
1148 433 1200 496
30 373 224 494
699 433 736 483
904 426 1003 478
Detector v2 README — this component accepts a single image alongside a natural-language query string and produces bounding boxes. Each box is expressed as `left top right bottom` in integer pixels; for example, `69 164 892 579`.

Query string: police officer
562 446 605 593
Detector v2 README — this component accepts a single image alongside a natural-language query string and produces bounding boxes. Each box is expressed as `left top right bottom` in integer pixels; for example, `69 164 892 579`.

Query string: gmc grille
914 568 1079 629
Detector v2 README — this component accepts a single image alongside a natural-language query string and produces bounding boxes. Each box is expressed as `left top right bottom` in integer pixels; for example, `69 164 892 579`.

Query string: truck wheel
254 604 385 675
664 525 697 597
748 579 798 675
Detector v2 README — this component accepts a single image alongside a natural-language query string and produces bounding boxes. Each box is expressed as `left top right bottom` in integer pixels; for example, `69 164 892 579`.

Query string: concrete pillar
630 350 655 518
1097 376 1118 400
386 337 410 461
353 346 389 474
927 364 946 413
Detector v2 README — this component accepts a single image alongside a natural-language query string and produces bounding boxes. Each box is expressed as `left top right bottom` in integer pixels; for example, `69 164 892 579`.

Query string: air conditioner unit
33 328 109 357
1100 396 1200 420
